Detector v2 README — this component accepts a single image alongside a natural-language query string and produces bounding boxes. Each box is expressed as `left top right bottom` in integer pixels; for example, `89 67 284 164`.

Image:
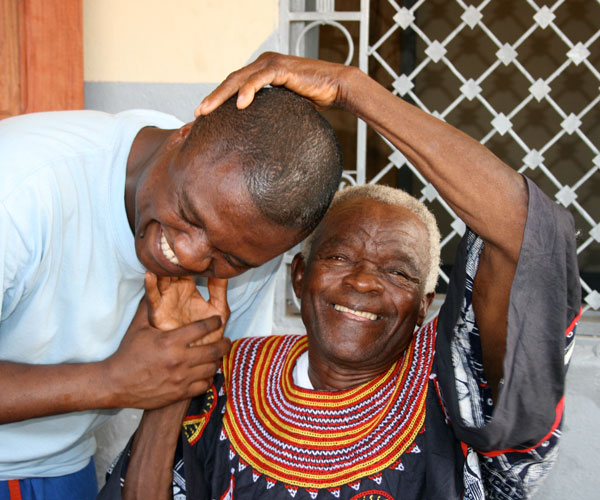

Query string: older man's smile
333 303 381 321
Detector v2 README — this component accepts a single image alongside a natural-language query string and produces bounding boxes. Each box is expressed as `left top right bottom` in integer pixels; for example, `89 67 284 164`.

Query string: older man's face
292 198 433 371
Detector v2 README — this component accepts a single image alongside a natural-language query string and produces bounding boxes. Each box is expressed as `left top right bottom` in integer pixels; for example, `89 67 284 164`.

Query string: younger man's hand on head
145 271 230 344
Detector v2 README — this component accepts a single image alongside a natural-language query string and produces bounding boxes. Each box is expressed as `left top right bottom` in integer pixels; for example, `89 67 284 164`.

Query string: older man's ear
291 253 306 300
417 292 436 327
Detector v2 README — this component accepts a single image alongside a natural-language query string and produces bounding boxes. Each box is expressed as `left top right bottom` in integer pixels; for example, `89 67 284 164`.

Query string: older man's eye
322 254 346 263
388 269 420 285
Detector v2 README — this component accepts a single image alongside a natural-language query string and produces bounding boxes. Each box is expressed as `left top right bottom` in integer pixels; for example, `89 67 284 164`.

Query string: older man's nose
342 263 384 294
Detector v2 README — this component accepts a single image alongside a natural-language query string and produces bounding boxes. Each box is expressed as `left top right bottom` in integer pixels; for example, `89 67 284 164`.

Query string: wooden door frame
0 0 83 118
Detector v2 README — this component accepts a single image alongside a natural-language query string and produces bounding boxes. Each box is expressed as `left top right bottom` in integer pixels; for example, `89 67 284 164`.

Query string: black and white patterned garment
434 178 581 500
100 178 581 500
446 232 577 500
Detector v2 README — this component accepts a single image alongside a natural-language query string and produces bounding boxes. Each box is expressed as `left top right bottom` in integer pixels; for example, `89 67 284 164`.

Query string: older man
0 87 342 497
100 53 580 500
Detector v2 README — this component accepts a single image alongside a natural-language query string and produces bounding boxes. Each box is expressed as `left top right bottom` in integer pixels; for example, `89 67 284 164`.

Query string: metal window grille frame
277 0 600 333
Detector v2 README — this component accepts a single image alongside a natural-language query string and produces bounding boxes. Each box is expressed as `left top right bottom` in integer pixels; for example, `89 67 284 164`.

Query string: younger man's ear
167 122 194 149
291 253 306 299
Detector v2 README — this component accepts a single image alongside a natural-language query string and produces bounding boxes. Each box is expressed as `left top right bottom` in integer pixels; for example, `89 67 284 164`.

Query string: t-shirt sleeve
0 202 35 325
435 176 581 452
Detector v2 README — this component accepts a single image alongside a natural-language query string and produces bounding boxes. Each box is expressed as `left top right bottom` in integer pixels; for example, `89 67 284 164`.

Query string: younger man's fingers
187 338 232 368
187 379 215 398
196 329 226 345
178 315 223 345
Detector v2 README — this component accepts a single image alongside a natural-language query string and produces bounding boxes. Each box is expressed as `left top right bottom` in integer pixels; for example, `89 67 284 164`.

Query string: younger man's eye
179 208 192 225
224 254 246 270
180 208 201 229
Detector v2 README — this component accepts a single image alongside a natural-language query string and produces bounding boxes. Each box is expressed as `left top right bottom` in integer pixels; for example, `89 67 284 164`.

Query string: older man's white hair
302 184 441 294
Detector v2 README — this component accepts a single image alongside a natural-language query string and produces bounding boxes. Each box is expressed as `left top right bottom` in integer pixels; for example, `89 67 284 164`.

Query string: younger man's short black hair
181 87 343 237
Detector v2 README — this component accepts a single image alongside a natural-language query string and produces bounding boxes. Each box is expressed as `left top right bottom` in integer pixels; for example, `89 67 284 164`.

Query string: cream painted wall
83 0 278 83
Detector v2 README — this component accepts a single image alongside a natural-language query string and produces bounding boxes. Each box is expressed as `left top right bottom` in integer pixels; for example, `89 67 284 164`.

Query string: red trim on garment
479 396 564 457
431 374 451 425
478 308 580 458
8 480 22 500
460 441 469 457
565 307 582 336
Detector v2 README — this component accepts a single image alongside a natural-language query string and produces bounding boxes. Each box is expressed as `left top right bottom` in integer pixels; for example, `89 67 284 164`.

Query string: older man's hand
195 52 354 116
145 271 230 344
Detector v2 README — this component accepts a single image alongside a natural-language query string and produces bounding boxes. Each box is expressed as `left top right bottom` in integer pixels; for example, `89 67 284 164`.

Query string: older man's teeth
160 232 181 266
334 304 378 320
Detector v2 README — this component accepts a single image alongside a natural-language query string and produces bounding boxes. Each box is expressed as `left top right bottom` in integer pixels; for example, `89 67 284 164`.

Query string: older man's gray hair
302 184 441 294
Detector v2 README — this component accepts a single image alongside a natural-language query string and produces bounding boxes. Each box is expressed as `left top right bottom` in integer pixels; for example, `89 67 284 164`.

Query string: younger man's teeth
160 232 181 265
334 304 378 320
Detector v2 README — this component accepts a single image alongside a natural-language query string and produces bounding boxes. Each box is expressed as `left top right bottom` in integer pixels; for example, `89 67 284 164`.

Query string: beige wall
84 0 278 82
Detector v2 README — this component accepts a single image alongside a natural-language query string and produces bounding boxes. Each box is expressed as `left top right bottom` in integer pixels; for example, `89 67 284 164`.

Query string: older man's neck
307 355 390 392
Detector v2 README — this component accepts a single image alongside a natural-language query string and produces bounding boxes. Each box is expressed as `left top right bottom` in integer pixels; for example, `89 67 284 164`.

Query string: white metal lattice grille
279 0 600 318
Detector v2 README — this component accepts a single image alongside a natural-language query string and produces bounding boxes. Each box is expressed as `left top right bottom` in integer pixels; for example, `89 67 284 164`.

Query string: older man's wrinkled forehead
308 197 430 279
